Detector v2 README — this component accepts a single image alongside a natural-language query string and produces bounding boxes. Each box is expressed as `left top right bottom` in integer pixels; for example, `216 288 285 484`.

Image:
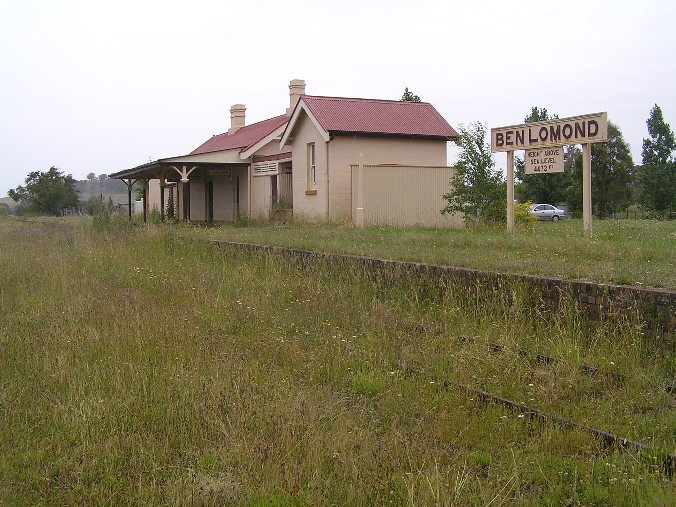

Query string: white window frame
307 143 316 190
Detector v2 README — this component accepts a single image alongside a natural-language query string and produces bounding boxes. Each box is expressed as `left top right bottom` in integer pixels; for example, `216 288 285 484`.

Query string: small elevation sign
525 147 563 174
491 112 608 152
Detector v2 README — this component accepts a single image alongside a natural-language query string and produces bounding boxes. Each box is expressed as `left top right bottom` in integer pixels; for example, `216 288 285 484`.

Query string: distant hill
0 196 16 211
76 178 138 205
2 177 139 214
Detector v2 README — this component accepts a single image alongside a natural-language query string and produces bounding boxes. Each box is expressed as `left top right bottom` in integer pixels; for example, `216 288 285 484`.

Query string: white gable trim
240 124 289 159
279 99 330 148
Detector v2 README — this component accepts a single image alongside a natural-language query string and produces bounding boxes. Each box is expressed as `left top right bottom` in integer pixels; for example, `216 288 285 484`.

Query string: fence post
355 155 365 228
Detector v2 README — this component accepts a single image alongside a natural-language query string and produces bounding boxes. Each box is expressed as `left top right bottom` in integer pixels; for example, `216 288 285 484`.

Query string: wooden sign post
491 112 608 236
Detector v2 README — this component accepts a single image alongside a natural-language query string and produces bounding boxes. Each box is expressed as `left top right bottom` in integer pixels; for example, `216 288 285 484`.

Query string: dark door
207 180 214 223
271 175 278 206
235 176 240 217
183 182 190 221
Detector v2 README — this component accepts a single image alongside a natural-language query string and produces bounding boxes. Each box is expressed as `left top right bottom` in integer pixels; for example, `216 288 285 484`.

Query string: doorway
207 180 214 223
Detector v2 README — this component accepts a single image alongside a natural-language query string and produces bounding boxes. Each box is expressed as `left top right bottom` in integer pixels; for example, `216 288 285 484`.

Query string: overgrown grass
0 216 674 505
181 218 676 289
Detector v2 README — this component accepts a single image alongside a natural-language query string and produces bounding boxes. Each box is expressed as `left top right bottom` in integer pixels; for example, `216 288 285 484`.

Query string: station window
307 143 316 190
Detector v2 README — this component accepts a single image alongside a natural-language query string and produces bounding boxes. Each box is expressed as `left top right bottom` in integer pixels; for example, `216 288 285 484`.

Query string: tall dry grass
0 216 673 506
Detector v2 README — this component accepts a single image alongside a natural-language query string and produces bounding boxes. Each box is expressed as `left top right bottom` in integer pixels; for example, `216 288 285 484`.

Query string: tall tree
564 145 581 171
401 87 421 102
8 167 80 216
442 122 505 224
525 106 557 123
638 104 676 215
514 107 570 204
566 123 633 217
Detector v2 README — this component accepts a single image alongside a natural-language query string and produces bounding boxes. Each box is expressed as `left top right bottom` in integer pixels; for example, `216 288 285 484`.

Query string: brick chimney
228 104 246 134
286 79 306 116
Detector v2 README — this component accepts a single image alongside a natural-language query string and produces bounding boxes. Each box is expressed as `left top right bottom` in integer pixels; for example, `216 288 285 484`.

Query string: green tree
87 172 96 181
442 122 505 224
84 195 103 216
638 104 676 215
564 145 581 171
566 123 633 217
166 194 175 220
401 87 421 102
135 181 146 201
514 107 570 204
0 202 11 215
8 167 79 216
525 106 556 123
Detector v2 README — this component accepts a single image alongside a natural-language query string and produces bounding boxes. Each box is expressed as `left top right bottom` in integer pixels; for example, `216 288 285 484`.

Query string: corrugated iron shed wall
351 165 463 228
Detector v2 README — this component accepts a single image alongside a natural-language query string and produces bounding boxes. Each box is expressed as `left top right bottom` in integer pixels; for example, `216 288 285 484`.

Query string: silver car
529 204 567 222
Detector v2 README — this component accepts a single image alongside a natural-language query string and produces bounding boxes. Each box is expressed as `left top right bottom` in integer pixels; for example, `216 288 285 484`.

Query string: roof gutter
328 131 456 142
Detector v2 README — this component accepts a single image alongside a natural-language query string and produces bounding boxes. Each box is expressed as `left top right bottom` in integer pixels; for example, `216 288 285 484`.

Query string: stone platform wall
213 241 675 349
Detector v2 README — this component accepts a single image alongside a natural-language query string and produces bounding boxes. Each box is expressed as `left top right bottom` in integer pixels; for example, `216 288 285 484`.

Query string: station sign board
491 112 607 152
525 146 564 174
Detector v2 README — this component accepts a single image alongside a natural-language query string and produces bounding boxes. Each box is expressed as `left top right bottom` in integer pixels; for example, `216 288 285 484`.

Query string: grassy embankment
0 216 674 505
183 218 676 289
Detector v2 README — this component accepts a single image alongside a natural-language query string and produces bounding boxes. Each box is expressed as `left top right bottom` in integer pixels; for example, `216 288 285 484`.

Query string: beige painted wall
190 180 206 221
213 176 235 221
147 179 162 213
289 115 329 219
144 180 182 217
251 173 272 219
187 168 249 222
254 139 292 158
288 111 450 221
233 167 248 219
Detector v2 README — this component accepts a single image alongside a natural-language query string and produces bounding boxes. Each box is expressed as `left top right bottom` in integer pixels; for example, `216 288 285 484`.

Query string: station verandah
112 161 253 224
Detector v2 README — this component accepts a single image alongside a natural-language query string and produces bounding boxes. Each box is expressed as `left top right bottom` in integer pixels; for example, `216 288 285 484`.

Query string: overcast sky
1 0 674 196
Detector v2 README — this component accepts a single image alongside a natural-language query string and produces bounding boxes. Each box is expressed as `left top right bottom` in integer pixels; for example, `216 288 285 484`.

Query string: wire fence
610 210 676 220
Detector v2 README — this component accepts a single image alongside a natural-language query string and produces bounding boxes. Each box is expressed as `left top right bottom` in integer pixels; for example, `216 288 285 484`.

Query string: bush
516 201 537 222
148 205 162 224
483 199 507 223
84 196 104 216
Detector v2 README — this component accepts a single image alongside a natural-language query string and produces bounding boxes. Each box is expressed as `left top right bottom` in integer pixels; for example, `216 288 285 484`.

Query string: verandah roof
109 160 249 182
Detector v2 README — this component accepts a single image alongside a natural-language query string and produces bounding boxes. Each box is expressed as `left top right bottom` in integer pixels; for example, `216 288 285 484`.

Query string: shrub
481 199 507 223
516 201 537 222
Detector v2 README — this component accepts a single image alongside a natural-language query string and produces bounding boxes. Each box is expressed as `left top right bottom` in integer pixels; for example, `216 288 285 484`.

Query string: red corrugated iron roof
301 95 458 139
190 115 288 155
